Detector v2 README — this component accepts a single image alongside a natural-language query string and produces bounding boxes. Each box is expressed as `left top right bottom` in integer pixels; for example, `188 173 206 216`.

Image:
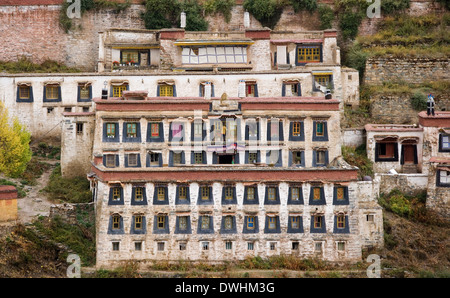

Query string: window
179 186 187 201
135 215 143 230
200 186 209 201
316 122 324 136
247 242 254 251
268 120 282 141
106 123 116 138
78 83 91 102
313 188 321 201
225 241 233 250
179 242 187 251
267 187 276 201
157 242 165 251
182 46 247 64
268 217 277 230
315 242 322 252
200 82 213 98
247 187 255 201
366 214 374 222
439 134 450 152
314 216 322 229
292 122 301 137
194 152 203 164
246 121 258 140
378 143 396 158
245 82 257 97
159 84 174 97
112 215 121 230
127 153 139 167
112 85 127 97
201 216 210 230
439 170 450 185
283 83 300 96
173 152 182 165
171 122 184 140
315 150 327 166
135 187 144 202
247 216 256 230
224 187 233 201
126 123 137 138
297 46 321 63
19 86 30 99
314 75 331 89
45 85 59 100
248 152 258 164
291 187 300 201
156 216 165 229
157 187 165 201
150 123 160 138
135 242 142 251
76 123 83 135
269 242 276 251
112 187 121 201
337 241 345 251
336 215 345 229
178 216 188 231
112 242 120 251
291 216 300 229
292 242 299 250
121 50 139 64
202 242 209 251
148 152 160 167
291 151 304 166
224 216 233 230
193 121 203 139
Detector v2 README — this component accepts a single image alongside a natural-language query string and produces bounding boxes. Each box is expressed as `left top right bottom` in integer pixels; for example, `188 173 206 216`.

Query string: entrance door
403 145 415 164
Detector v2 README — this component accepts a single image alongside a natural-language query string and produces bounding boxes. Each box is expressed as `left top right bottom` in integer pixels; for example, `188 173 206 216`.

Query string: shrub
317 4 334 30
410 92 427 111
203 0 235 23
180 0 209 31
290 0 318 13
243 0 284 29
381 0 410 15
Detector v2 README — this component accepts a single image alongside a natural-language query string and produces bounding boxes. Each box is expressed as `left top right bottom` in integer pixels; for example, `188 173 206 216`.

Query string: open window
375 137 398 162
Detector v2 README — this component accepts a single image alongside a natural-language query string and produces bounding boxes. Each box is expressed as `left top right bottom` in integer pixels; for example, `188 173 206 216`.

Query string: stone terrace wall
364 57 450 85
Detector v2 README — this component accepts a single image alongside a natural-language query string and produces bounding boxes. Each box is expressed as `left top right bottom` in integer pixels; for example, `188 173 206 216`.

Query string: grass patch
42 164 91 203
341 144 374 179
0 56 80 73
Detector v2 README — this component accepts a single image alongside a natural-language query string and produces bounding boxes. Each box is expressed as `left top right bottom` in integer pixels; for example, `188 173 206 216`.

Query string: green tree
180 0 209 31
142 0 180 29
0 101 32 178
243 0 284 29
290 0 318 13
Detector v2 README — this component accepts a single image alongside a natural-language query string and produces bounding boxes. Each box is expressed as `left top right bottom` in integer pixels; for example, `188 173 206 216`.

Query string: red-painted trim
418 111 450 127
0 186 17 200
91 165 358 183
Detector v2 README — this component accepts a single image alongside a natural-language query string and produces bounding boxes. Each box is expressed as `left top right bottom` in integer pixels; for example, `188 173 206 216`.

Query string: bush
243 0 284 29
410 92 427 111
339 11 365 40
203 0 235 23
343 42 368 81
290 0 318 13
180 0 209 31
381 0 410 15
317 4 334 30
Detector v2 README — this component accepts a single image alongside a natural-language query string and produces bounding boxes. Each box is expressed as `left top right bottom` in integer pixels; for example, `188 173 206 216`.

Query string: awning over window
312 71 333 76
174 39 254 46
110 80 129 86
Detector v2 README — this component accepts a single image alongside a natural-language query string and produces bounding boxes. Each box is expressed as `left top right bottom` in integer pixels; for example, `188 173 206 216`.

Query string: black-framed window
375 141 398 162
220 215 237 234
108 214 124 234
77 83 92 102
147 122 164 142
175 216 192 234
221 185 237 205
266 150 282 167
110 83 129 98
245 150 260 164
243 82 258 97
288 185 304 205
264 185 280 205
267 120 284 141
131 186 147 205
199 82 215 98
312 121 328 141
289 150 305 167
333 214 350 234
102 123 119 142
437 170 450 187
289 120 304 141
125 153 141 168
175 185 190 205
130 215 146 234
245 121 260 141
43 84 61 102
108 186 123 205
287 216 303 233
198 215 214 234
146 152 162 167
243 216 259 233
264 216 280 234
157 83 176 97
16 84 33 102
243 185 259 205
310 215 326 233
103 154 119 168
169 151 185 167
123 122 141 142
439 134 450 152
309 186 326 205
313 74 333 91
153 185 169 205
313 150 328 167
333 186 349 205
153 215 169 234
191 151 207 165
198 185 213 205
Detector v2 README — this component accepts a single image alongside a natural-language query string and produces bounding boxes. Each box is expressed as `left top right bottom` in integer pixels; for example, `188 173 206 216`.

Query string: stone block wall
377 173 428 196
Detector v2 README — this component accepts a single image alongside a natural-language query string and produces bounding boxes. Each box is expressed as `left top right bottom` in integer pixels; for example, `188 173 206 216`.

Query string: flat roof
365 124 423 132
